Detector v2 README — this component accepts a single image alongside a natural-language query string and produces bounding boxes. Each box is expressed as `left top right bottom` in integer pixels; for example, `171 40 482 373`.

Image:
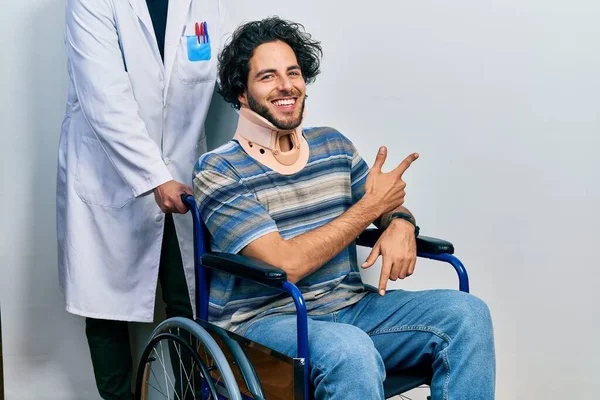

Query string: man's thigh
338 289 490 370
243 314 374 360
243 315 302 357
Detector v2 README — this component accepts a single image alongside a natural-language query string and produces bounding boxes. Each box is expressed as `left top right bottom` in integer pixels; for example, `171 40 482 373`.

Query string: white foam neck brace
234 107 309 175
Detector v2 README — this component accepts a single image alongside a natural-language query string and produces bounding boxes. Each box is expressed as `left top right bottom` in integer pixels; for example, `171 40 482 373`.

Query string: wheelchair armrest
201 252 311 369
201 252 288 288
417 236 455 255
356 228 455 255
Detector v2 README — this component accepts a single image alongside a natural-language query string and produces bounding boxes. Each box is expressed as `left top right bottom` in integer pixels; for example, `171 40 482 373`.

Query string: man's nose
278 76 294 92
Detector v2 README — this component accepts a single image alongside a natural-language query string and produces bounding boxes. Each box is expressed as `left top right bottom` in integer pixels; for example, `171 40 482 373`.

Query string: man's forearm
284 198 382 280
243 197 384 283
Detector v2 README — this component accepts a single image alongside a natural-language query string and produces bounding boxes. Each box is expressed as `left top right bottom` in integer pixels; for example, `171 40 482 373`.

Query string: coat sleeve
65 0 172 197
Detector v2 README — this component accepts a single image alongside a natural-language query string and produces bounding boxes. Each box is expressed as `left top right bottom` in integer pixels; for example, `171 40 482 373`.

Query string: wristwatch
388 212 420 237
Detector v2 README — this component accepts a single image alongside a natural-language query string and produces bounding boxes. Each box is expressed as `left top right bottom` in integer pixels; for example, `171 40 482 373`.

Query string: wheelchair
134 194 470 400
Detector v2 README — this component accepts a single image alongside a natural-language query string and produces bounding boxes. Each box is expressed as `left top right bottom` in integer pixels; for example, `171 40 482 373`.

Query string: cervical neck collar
234 107 309 175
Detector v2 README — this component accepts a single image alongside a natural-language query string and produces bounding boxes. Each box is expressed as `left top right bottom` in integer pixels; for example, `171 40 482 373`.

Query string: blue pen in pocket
203 21 210 43
187 21 211 62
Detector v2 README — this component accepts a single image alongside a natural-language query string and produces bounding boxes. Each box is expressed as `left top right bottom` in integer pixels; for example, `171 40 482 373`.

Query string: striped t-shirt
193 127 370 332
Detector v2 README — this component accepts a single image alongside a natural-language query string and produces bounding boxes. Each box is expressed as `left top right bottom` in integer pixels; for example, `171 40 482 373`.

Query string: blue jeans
244 289 495 399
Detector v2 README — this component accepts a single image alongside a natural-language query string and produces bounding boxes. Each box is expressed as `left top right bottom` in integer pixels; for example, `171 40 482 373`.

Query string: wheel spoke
148 361 167 398
153 344 182 400
144 379 171 399
172 329 198 399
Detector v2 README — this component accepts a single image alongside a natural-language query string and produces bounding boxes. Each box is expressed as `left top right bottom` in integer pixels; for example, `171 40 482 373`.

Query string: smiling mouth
271 97 297 110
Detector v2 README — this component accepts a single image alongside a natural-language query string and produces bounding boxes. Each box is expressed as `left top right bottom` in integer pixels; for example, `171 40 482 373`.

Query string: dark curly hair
217 17 323 109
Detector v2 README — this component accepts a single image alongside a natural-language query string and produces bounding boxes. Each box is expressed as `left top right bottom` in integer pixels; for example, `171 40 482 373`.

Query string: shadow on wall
204 88 239 151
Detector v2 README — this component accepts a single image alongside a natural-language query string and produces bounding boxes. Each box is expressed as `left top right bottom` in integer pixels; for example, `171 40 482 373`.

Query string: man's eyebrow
254 68 276 78
254 65 301 78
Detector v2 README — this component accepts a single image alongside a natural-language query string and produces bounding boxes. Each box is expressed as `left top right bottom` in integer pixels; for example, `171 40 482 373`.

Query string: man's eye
289 71 301 77
261 74 274 80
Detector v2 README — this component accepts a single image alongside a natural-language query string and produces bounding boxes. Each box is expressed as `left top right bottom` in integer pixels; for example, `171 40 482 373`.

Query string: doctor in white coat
56 0 230 398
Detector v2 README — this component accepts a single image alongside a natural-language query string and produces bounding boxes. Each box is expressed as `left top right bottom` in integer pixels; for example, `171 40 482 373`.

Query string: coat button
164 157 170 165
154 214 163 222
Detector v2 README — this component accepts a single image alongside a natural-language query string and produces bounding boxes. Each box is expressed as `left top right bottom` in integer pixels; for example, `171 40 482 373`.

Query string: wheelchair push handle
180 193 196 209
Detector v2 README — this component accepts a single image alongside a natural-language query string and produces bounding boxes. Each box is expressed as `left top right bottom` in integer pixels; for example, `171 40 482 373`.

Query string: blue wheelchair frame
182 194 469 399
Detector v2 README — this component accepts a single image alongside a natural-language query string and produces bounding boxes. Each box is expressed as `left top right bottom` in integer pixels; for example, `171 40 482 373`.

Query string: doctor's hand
361 218 417 296
363 147 419 215
154 180 193 214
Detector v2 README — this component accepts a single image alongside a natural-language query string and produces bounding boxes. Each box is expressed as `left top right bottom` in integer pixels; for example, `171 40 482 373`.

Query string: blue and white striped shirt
193 127 370 332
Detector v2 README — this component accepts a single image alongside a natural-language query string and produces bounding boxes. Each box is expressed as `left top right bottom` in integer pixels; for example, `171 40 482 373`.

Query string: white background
1 0 599 399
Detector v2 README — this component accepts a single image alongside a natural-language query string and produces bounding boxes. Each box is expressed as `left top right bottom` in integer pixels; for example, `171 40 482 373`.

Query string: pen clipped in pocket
187 21 211 62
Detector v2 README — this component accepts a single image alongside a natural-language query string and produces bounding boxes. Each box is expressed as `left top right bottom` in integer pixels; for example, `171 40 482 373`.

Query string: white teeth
273 99 295 106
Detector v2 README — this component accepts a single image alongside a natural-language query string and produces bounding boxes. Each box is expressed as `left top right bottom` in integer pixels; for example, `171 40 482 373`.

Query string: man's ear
238 91 248 108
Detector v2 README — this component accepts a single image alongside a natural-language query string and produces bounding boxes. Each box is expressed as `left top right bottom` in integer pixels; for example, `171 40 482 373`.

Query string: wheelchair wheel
135 317 242 400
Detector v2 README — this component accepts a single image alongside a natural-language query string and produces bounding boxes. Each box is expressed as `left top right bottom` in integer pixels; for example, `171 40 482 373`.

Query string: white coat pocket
74 136 134 209
177 35 217 85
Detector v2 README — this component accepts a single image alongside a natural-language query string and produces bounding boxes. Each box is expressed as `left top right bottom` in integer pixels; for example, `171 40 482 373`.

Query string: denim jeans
244 289 495 400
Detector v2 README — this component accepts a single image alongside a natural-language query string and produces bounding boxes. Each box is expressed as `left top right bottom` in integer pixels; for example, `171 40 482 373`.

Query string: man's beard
247 91 305 130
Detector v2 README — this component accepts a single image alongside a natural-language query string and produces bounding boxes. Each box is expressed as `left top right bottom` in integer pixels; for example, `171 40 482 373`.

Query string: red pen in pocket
195 22 201 44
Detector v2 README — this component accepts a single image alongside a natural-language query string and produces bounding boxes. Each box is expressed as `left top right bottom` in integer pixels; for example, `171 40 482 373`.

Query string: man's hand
153 180 193 214
361 219 417 295
363 147 419 215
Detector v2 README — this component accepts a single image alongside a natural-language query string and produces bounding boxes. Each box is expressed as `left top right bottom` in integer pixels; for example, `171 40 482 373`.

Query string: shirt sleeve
349 143 369 205
193 168 279 254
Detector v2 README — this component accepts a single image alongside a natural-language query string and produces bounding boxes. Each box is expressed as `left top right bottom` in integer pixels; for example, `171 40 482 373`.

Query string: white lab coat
57 0 229 322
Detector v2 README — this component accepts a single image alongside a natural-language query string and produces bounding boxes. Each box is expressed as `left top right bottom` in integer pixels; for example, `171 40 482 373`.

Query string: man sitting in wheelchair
193 17 495 399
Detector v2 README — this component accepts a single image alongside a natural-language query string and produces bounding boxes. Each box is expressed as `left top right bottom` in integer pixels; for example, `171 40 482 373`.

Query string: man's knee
456 292 491 324
310 324 385 398
311 324 385 378
439 291 493 341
